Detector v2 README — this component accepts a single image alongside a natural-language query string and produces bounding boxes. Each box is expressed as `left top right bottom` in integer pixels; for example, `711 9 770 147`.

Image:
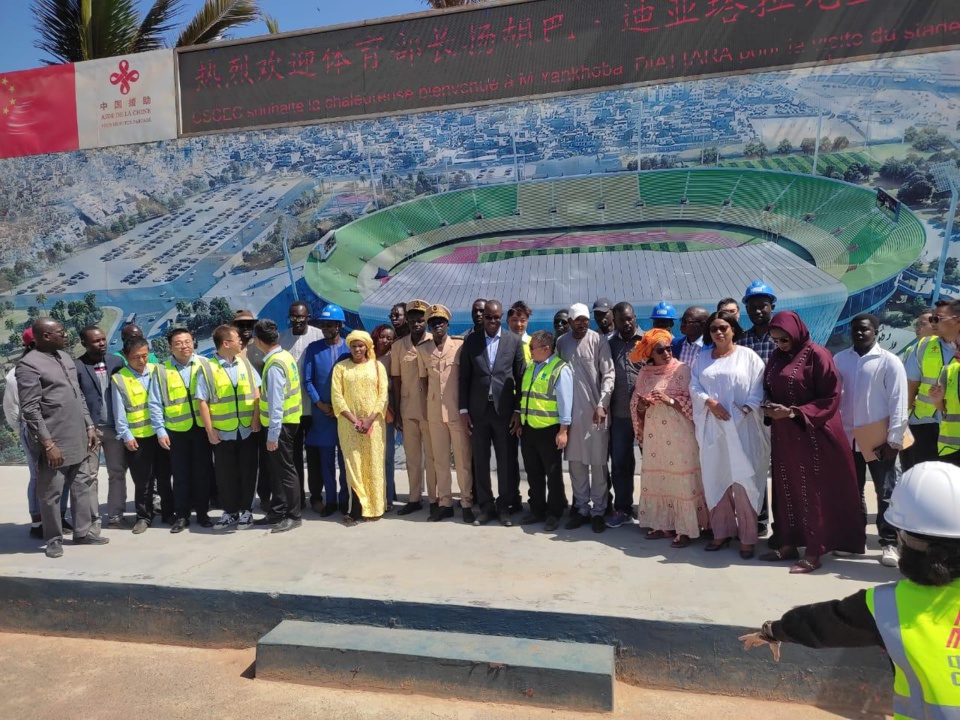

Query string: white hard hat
886 462 960 539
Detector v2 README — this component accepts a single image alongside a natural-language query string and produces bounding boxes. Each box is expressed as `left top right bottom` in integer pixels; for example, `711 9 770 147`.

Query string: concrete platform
256 620 615 711
0 464 897 714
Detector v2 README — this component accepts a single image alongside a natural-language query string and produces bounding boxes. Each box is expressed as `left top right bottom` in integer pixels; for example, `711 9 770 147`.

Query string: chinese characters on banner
176 0 958 135
74 49 178 149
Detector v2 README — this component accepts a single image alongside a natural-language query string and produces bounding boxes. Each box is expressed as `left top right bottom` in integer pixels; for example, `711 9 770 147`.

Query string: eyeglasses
529 344 550 352
289 315 309 322
931 315 956 324
483 315 502 322
46 330 67 337
709 325 730 334
171 340 194 348
653 346 672 355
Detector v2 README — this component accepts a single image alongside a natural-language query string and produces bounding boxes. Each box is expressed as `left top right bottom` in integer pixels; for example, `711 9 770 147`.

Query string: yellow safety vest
154 358 210 432
520 355 566 429
916 337 947 420
939 362 960 457
111 365 156 439
259 349 302 427
202 356 257 432
865 580 960 719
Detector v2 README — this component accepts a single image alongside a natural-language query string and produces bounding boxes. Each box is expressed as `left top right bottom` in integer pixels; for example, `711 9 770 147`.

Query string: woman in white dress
690 310 769 559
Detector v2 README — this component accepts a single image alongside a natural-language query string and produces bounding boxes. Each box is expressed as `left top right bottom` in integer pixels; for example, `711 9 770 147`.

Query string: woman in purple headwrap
761 312 866 573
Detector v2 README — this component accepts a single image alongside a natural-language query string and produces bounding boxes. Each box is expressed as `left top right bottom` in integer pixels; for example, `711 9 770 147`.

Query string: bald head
33 317 66 352
680 306 709 342
121 323 143 342
483 300 503 338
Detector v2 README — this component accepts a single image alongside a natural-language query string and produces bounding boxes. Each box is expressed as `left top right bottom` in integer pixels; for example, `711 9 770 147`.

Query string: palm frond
263 13 280 35
133 0 185 52
80 0 141 60
174 0 262 48
32 0 84 64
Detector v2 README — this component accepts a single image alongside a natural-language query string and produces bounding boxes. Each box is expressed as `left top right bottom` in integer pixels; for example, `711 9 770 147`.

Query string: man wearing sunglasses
904 299 960 469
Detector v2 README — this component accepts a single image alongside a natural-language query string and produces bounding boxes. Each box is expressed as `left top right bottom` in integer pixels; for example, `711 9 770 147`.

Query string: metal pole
812 102 823 177
932 185 959 305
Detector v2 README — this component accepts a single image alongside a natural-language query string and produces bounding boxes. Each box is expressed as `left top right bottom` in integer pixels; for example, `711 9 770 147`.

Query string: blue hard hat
742 280 777 305
319 304 346 323
649 301 677 320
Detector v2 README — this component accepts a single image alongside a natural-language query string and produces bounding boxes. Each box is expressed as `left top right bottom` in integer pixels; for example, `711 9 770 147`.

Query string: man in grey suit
458 300 526 527
16 318 110 558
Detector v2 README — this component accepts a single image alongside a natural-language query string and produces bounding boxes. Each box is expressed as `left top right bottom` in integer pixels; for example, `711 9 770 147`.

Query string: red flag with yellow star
0 64 79 159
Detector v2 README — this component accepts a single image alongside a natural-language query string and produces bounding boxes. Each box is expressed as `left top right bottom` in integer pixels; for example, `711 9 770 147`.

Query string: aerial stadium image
308 169 926 343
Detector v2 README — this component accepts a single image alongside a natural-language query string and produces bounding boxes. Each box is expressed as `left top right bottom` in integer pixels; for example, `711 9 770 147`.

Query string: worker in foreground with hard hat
740 461 960 718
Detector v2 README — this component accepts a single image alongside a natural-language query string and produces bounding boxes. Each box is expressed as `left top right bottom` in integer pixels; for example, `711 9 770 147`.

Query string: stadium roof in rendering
306 169 926 339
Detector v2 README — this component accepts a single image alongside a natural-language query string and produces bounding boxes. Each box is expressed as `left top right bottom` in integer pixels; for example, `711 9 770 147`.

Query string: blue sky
0 0 427 73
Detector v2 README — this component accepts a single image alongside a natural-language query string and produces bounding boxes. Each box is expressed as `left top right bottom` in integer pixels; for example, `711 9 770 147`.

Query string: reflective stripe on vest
155 358 210 432
203 356 256 432
916 337 947 420
939 363 960 456
111 365 155 439
520 356 566 429
259 349 302 427
867 581 960 720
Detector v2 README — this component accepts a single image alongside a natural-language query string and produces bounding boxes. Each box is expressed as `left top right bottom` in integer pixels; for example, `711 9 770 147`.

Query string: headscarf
346 330 375 361
768 311 811 357
629 328 673 364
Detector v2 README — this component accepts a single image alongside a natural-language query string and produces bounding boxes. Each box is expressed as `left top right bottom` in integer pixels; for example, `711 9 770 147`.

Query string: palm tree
32 0 266 65
35 292 47 308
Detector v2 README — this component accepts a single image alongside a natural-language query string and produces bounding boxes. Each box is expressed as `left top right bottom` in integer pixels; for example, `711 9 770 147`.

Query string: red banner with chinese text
0 64 79 159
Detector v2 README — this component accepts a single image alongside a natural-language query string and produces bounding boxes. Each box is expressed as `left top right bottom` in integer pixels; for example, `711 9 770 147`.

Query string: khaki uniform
418 337 473 508
391 334 435 503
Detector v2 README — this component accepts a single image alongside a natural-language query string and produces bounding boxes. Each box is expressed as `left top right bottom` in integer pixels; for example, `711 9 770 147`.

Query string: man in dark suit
17 318 109 558
75 326 127 528
458 299 526 526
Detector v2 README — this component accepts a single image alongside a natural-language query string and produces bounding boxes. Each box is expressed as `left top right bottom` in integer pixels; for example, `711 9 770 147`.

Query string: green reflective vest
865 579 960 719
259 349 302 427
915 337 947 421
203 356 257 432
939 362 960 457
111 365 155 439
154 357 210 432
519 355 566 429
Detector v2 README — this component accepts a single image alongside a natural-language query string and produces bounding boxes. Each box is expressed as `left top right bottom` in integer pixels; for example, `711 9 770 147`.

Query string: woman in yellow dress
331 330 389 525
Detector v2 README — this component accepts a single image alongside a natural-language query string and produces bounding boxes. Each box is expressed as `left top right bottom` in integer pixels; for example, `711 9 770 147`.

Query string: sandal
759 548 800 562
670 534 691 549
789 558 821 574
645 529 676 540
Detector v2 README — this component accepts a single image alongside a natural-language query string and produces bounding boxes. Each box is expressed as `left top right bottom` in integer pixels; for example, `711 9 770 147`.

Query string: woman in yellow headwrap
331 330 389 524
629 328 709 548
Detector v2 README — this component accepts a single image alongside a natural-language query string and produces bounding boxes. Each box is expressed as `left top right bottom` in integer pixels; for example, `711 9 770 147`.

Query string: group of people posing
4 281 942 573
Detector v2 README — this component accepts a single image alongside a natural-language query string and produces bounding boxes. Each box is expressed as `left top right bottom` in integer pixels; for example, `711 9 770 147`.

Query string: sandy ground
0 633 888 720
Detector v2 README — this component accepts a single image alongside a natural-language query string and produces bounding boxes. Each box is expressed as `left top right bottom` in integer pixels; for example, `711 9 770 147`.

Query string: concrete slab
256 620 615 711
0 464 897 714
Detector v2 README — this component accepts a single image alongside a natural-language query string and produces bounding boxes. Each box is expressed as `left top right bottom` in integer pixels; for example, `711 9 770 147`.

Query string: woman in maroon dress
760 312 866 574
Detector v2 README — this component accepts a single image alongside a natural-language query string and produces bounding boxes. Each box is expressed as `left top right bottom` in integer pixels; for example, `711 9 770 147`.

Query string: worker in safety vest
148 327 214 534
517 329 573 532
904 301 960 470
196 324 262 531
112 336 169 534
252 318 303 533
740 461 960 719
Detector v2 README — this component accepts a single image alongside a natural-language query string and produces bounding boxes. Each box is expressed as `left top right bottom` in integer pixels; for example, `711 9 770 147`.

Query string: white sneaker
880 545 900 567
238 510 254 527
213 512 238 530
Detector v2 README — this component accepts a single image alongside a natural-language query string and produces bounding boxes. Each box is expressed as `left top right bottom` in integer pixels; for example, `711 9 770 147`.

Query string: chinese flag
0 64 79 159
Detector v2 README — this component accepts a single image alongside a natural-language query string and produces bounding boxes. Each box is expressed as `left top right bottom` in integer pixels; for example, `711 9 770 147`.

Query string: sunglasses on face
709 326 730 334
653 346 672 355
483 315 502 322
931 315 956 324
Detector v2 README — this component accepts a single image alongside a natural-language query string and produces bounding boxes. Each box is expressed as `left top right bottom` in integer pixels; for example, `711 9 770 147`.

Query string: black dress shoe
319 505 338 518
429 502 439 516
565 513 586 530
509 503 524 515
473 510 496 526
271 517 302 534
29 525 43 539
520 513 545 526
74 533 110 545
427 506 454 522
461 507 476 524
198 517 214 528
591 516 606 534
170 518 189 534
253 515 282 526
397 501 423 516
498 511 513 527
544 516 560 532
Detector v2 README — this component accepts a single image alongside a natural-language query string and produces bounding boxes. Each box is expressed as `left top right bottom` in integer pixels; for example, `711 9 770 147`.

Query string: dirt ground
0 633 888 720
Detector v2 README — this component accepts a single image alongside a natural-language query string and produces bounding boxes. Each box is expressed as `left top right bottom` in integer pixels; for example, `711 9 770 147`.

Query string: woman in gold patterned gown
331 330 389 524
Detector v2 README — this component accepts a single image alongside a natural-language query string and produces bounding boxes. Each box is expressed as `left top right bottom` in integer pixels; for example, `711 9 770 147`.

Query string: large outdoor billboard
1 1 959 463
